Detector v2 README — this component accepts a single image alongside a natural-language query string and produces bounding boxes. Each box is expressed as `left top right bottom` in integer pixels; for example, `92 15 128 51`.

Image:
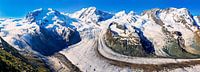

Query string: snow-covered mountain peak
25 8 68 26
141 8 194 26
108 10 139 26
141 8 190 17
141 8 160 15
161 8 191 19
114 11 127 18
161 8 194 27
165 7 189 14
128 11 135 15
114 11 136 18
85 6 97 12
70 7 113 23
0 8 81 56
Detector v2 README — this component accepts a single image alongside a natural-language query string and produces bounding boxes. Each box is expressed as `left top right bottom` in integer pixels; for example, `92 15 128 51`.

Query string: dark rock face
105 22 155 57
134 27 155 54
176 31 182 36
105 30 146 57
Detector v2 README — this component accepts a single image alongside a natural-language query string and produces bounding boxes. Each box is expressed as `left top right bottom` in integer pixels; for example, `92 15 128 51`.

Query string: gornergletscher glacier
1 7 200 72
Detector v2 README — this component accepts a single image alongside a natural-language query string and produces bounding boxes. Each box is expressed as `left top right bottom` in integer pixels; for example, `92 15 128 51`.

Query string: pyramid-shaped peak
70 7 113 22
86 7 97 10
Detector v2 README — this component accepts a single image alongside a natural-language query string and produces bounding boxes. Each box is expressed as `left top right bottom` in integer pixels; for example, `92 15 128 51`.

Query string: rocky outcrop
104 22 154 57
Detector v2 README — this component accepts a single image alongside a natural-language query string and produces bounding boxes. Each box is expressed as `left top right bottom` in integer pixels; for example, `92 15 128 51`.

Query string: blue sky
0 0 200 18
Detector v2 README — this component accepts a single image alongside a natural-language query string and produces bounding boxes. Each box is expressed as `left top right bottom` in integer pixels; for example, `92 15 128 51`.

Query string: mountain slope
0 37 49 72
0 8 81 56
